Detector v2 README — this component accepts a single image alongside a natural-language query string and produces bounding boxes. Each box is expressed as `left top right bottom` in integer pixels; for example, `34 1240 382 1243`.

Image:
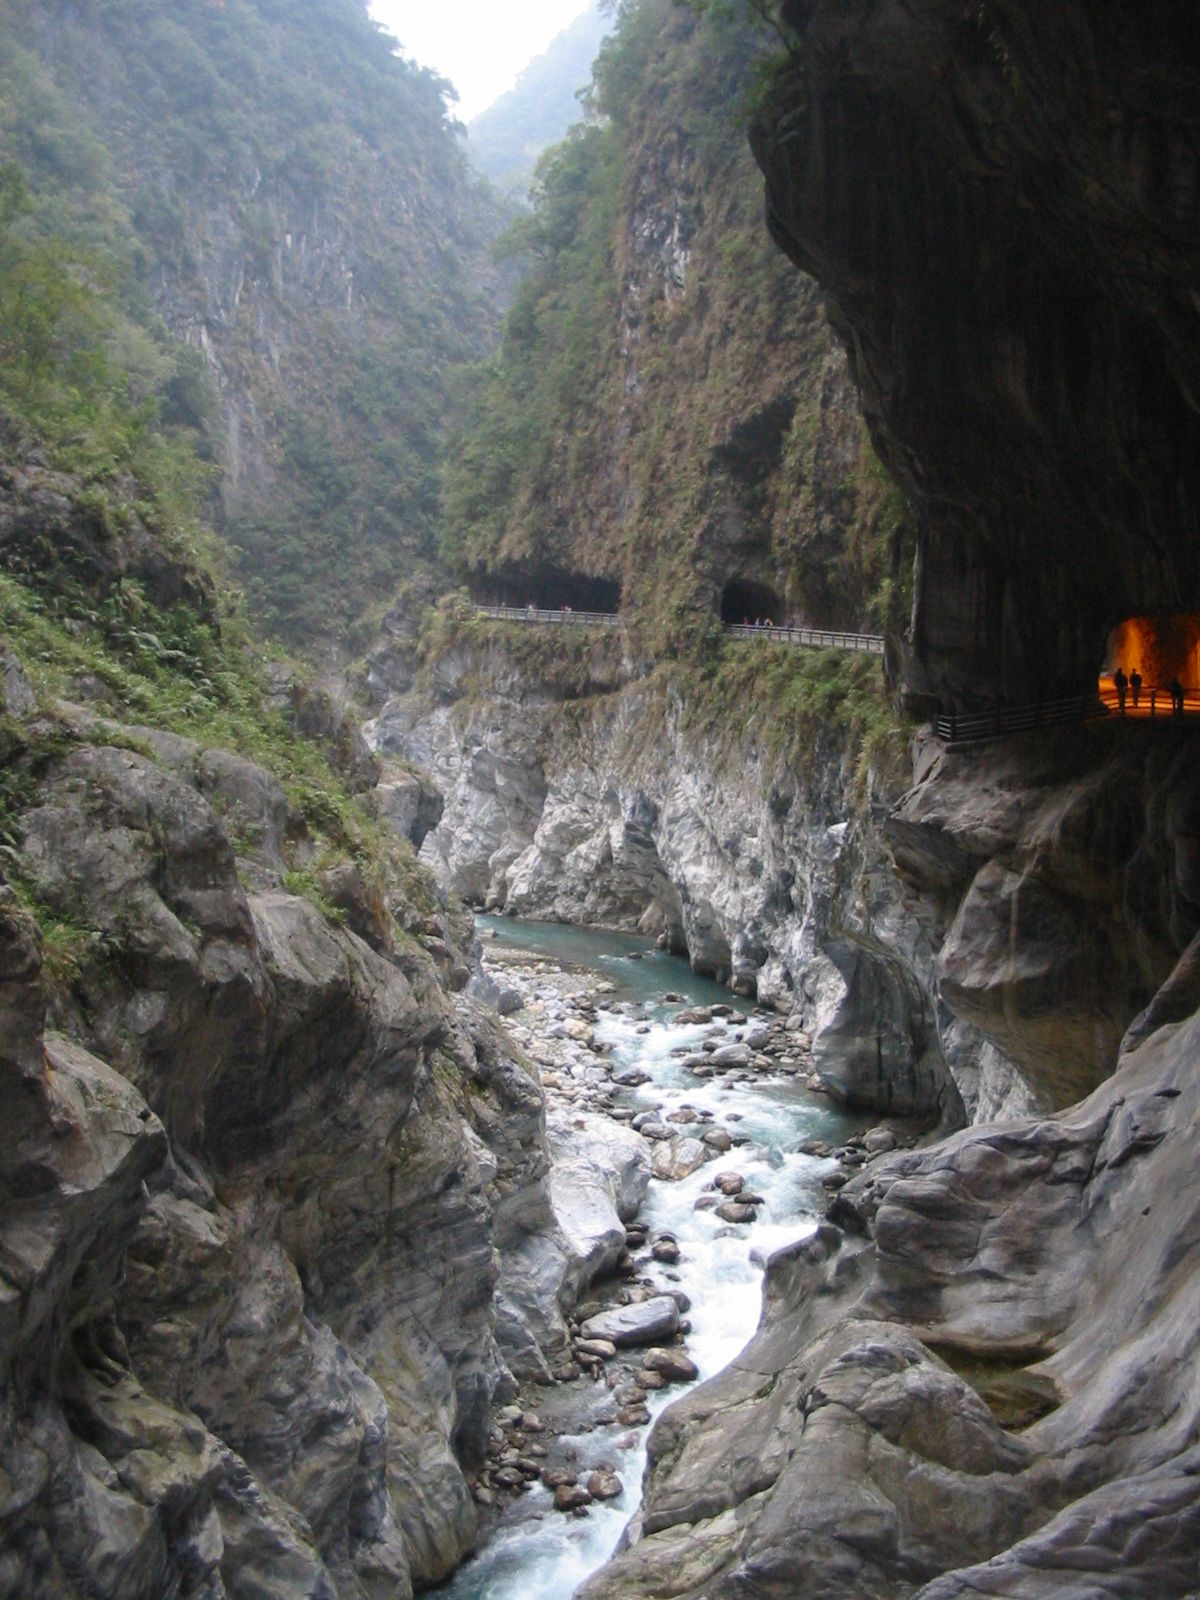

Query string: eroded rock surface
579 949 1200 1598
0 706 558 1599
370 675 970 1128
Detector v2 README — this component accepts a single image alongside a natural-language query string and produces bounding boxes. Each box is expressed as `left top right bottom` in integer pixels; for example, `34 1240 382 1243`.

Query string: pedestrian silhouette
1169 677 1185 717
1114 667 1128 714
1130 668 1142 708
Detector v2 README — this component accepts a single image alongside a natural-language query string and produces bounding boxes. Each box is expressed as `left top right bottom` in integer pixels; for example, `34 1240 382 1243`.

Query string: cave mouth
1104 613 1200 693
720 577 786 625
471 564 621 614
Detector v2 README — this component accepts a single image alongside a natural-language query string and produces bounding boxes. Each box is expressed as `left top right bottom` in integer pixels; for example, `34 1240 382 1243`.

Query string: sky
370 0 594 122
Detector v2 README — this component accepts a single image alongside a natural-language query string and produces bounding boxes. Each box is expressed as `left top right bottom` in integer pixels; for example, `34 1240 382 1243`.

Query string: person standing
1169 677 1184 717
1114 666 1128 714
1130 667 1142 708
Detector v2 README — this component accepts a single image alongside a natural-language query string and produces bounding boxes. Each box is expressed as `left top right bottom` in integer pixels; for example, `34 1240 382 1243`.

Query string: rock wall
752 0 1200 711
0 454 586 1598
444 0 899 639
0 702 551 1599
372 628 1200 1134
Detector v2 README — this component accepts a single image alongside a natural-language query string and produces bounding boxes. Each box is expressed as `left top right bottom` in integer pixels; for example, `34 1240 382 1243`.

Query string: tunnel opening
1102 613 1200 705
719 577 786 625
470 564 621 614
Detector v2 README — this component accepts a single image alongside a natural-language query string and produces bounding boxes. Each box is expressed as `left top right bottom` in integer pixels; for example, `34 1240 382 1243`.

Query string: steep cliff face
443 0 904 638
0 440 570 1598
752 0 1200 710
1 0 509 646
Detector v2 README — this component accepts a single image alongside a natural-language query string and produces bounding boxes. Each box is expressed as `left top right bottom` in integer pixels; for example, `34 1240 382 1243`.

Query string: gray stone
579 1296 681 1348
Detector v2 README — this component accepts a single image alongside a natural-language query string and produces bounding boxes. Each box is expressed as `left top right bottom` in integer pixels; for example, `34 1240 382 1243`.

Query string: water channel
436 917 865 1600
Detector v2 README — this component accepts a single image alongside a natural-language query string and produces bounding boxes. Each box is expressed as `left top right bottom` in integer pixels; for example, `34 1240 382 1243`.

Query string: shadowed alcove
719 577 785 625
471 564 621 613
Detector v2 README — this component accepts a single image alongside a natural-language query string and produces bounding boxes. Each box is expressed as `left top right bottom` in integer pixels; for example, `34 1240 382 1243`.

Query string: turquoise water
478 914 740 1012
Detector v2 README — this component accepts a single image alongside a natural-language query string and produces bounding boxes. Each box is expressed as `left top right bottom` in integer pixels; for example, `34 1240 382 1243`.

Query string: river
435 917 865 1600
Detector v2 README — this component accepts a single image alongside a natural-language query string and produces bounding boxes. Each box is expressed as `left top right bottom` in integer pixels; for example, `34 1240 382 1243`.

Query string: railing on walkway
724 622 885 655
934 696 1107 745
473 605 886 655
474 604 622 628
936 688 1200 745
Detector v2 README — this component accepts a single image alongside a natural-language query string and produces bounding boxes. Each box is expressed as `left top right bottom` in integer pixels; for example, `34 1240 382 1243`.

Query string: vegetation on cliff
442 0 910 656
0 0 508 651
0 169 432 991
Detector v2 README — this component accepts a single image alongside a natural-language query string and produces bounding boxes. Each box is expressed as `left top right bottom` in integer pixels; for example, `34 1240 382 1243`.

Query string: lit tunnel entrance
1101 613 1200 712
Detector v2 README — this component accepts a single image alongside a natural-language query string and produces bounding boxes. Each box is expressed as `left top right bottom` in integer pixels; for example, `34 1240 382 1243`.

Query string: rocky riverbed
440 920 926 1599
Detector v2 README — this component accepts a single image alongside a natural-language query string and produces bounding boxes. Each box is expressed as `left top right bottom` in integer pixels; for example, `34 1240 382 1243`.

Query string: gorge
1 1 1199 1598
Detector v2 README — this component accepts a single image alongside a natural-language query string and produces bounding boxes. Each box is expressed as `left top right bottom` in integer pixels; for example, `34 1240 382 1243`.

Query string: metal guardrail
935 687 1200 745
474 604 622 628
724 622 885 655
474 605 886 655
934 696 1107 744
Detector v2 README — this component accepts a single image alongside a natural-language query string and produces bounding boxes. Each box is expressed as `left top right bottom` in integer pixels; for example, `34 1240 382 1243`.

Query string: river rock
702 1128 733 1151
554 1482 592 1512
575 1338 617 1360
652 1137 709 1181
715 1172 745 1195
587 1470 623 1501
579 1296 681 1347
643 1348 700 1384
715 1200 756 1224
615 1403 651 1427
639 1121 673 1142
709 1042 752 1068
612 1065 651 1086
499 1105 651 1363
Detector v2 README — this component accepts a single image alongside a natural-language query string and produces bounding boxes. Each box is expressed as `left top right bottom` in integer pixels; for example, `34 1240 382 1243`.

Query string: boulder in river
710 1042 753 1068
580 1295 681 1347
643 1348 699 1384
652 1137 709 1180
612 1065 651 1086
554 1482 592 1512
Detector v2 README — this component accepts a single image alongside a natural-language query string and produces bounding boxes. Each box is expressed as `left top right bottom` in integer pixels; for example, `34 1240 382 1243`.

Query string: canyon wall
0 440 582 1599
442 0 903 641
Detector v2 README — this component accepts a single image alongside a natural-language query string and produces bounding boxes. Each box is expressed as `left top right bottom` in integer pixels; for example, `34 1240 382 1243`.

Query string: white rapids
434 919 861 1600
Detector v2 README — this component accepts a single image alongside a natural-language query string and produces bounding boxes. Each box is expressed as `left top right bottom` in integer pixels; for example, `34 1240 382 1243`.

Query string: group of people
1112 666 1188 716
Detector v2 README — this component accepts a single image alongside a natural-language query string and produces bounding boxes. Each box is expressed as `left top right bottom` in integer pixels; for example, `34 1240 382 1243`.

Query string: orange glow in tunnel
1103 613 1200 692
